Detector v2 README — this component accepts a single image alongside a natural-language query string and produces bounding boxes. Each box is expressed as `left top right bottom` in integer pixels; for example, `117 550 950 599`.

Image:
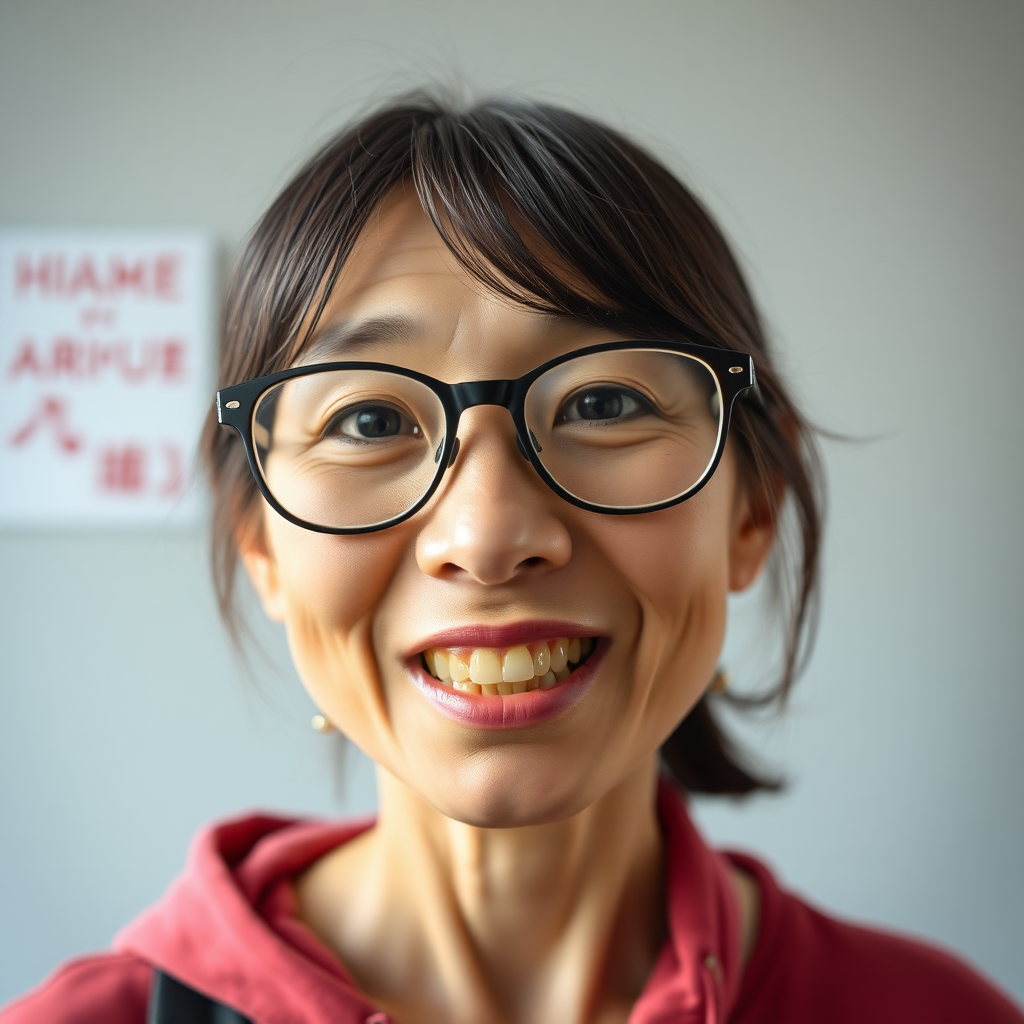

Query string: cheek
604 496 728 612
265 515 408 745
587 476 733 737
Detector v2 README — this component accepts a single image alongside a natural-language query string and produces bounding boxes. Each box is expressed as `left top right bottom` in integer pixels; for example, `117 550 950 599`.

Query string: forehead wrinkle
438 304 625 380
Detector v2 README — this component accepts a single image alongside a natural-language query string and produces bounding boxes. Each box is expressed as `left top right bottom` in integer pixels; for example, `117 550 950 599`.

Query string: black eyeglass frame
216 339 757 535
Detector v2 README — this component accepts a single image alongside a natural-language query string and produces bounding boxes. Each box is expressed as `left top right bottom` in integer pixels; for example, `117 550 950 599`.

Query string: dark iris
575 388 623 420
353 406 401 437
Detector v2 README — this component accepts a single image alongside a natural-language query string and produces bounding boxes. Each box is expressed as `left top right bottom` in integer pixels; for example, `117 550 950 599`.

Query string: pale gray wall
1 0 1021 1006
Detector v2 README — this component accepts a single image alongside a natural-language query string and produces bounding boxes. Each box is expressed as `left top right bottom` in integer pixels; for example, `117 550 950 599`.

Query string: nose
415 407 572 584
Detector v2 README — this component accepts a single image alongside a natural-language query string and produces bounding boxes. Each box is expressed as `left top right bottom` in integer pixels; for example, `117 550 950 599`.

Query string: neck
298 757 667 1024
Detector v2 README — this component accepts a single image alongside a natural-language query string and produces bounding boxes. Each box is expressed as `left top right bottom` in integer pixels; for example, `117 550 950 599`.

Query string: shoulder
728 853 1023 1024
0 952 150 1024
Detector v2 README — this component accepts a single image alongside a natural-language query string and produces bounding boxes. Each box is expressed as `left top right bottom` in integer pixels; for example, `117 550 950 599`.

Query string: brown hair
202 93 824 795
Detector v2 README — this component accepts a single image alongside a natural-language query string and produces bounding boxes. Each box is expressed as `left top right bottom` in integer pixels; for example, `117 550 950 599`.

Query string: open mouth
421 637 597 696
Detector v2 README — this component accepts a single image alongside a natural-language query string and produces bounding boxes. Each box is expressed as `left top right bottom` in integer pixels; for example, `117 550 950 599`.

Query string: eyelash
556 385 653 424
323 403 420 442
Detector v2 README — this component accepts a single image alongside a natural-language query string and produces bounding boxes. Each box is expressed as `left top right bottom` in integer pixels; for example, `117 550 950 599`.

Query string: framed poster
0 230 213 527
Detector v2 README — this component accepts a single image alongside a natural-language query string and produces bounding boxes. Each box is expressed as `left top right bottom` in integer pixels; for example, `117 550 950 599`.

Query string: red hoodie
2 783 1020 1024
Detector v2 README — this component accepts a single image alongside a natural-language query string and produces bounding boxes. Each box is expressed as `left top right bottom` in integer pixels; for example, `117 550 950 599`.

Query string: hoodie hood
115 782 742 1024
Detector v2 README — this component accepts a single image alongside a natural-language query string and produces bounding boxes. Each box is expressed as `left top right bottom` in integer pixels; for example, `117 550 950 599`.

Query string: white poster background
0 230 212 527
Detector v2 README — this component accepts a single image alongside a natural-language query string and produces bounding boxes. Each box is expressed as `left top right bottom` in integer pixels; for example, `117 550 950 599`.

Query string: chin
421 751 597 828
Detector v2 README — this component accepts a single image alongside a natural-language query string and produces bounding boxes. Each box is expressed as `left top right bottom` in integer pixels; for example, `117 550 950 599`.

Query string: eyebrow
299 314 424 363
297 309 607 366
535 312 611 338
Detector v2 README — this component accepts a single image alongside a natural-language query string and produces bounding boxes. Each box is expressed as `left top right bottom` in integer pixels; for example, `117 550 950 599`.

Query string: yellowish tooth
431 649 452 681
525 676 539 691
452 680 469 692
449 651 471 682
470 648 503 685
503 645 534 682
453 680 482 695
549 638 569 672
481 683 499 696
496 682 513 696
555 667 571 682
512 679 528 694
531 642 550 676
580 637 594 658
540 670 557 689
567 637 581 664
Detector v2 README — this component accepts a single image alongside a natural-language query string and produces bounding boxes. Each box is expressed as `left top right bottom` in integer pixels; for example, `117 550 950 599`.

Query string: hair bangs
410 101 722 343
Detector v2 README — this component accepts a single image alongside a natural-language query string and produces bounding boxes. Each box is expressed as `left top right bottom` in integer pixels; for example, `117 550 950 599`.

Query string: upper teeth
423 638 594 695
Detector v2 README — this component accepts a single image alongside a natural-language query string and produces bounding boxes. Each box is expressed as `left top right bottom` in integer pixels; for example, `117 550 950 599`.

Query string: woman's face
243 191 773 827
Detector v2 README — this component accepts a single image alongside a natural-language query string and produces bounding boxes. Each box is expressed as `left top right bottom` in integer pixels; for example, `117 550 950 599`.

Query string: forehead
298 190 620 380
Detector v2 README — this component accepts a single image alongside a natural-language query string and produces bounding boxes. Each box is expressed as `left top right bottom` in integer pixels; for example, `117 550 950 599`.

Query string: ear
236 510 288 623
728 474 778 593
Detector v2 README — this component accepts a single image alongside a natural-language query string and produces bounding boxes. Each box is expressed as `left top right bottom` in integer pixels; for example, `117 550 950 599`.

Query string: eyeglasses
215 340 756 534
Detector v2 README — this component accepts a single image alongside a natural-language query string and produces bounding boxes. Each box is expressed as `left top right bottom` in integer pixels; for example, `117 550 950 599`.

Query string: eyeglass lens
251 350 722 530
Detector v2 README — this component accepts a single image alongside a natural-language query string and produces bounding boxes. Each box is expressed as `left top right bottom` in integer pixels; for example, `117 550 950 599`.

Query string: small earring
710 668 730 694
311 713 335 734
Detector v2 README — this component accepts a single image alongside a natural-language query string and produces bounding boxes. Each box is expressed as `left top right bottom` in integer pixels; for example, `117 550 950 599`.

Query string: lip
409 641 605 731
407 619 598 656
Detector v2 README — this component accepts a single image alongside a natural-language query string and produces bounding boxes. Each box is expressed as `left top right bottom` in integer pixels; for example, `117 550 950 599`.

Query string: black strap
147 970 253 1024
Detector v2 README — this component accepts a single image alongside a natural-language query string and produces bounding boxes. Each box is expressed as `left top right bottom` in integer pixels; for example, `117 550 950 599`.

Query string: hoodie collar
116 781 741 1024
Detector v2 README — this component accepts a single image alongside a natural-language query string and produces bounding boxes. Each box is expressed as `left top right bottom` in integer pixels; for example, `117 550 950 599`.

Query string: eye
325 403 421 441
557 385 651 423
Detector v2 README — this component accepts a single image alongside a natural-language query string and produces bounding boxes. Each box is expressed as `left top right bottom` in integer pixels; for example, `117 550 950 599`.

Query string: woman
3 95 1020 1024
